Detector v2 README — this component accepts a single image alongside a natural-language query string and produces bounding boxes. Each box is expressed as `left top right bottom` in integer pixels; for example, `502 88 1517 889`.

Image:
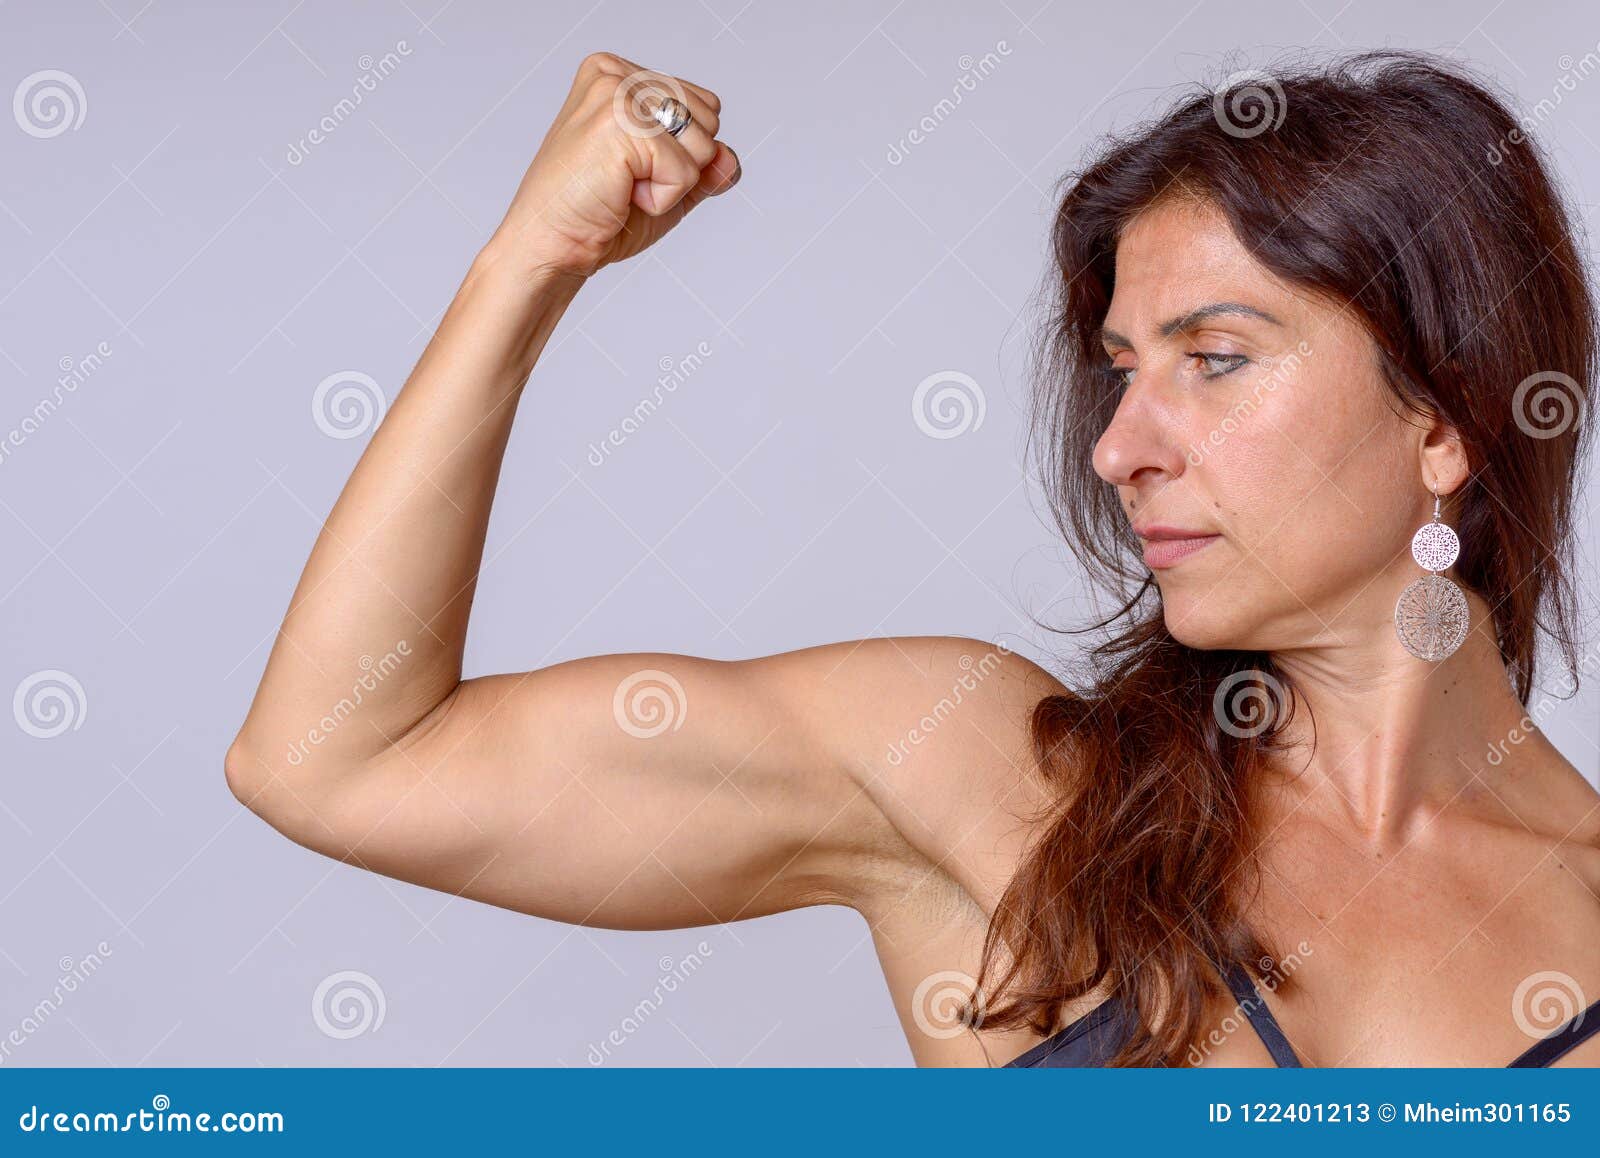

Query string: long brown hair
975 50 1596 1066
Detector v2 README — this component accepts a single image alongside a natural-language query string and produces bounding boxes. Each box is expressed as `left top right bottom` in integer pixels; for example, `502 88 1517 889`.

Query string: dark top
1004 959 1600 1068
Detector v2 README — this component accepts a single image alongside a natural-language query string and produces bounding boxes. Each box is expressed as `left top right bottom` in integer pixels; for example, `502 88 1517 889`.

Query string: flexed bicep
239 650 896 928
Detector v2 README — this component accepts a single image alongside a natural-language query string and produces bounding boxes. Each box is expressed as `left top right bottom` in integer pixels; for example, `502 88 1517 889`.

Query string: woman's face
1091 197 1441 653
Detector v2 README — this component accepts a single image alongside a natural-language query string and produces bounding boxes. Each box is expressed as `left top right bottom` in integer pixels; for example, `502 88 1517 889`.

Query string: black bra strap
1507 1000 1600 1067
1214 962 1600 1068
1219 960 1303 1068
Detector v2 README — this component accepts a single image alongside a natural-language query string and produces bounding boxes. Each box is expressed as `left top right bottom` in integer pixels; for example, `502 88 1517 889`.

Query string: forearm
233 248 583 772
224 59 923 935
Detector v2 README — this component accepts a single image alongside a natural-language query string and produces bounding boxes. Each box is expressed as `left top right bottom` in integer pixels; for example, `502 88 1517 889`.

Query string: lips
1134 524 1221 570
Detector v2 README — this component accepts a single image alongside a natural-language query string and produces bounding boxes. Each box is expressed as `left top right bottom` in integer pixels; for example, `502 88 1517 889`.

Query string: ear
1418 418 1469 497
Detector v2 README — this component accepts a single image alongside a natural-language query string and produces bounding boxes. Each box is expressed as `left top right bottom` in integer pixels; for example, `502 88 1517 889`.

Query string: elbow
223 727 307 828
224 731 271 813
223 732 314 847
223 727 364 855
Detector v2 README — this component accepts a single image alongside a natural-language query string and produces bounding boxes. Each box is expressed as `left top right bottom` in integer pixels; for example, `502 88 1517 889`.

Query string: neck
1266 587 1546 844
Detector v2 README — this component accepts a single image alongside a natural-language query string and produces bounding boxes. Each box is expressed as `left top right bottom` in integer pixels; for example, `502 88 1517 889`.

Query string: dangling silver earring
1394 483 1470 661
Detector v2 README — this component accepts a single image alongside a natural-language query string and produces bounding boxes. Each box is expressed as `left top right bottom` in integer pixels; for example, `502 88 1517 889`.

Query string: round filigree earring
1394 482 1469 661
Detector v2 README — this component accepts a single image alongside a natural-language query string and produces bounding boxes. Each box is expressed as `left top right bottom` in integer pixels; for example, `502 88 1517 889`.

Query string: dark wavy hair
974 50 1595 1066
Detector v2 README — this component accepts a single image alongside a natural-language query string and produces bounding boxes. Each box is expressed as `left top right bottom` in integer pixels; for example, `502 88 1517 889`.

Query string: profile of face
1090 197 1465 654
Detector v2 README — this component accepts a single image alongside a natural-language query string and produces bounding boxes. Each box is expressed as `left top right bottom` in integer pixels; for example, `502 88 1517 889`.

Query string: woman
226 49 1600 1066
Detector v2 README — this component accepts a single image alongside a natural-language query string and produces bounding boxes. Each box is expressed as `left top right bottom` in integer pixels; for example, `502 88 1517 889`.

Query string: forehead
1108 198 1290 323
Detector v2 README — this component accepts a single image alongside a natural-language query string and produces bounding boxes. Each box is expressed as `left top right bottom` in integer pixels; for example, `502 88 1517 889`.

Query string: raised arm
225 54 1059 933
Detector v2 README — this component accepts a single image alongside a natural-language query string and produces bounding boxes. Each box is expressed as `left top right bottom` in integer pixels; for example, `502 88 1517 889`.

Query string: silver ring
653 97 692 138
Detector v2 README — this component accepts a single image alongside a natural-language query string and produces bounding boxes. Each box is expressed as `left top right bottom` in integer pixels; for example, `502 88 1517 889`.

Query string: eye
1191 352 1249 377
1110 365 1135 389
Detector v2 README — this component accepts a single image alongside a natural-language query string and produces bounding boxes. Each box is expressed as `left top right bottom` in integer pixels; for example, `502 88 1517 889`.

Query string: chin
1159 601 1242 651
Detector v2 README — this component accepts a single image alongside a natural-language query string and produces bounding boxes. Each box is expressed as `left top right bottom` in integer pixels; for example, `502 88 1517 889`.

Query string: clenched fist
485 52 740 280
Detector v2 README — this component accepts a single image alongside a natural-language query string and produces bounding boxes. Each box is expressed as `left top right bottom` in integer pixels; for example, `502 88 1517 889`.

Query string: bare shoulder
1546 763 1600 891
761 635 1074 913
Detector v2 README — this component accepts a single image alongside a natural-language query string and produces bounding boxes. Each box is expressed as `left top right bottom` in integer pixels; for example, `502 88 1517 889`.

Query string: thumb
682 142 741 214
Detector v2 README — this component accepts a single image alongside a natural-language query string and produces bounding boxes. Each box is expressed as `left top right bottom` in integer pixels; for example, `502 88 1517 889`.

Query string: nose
1091 374 1189 492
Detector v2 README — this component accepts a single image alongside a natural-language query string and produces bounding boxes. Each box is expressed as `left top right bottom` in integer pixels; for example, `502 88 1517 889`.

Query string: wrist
458 241 586 337
473 231 594 293
440 243 586 392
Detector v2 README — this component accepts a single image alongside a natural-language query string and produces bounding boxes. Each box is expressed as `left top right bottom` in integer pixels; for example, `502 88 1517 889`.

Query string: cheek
1197 364 1416 595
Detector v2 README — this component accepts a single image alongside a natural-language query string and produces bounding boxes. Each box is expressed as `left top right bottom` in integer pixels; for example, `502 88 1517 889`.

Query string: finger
599 53 722 118
667 117 718 170
673 89 720 141
609 83 720 151
693 141 740 197
596 57 720 139
640 85 718 143
665 75 721 118
664 142 741 227
632 130 704 216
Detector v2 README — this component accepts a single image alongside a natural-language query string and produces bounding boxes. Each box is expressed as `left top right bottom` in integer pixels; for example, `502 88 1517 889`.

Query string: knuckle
578 51 618 76
581 71 624 108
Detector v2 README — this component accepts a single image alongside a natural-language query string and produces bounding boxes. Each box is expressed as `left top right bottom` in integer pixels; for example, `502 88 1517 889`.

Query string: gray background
2 0 1597 1066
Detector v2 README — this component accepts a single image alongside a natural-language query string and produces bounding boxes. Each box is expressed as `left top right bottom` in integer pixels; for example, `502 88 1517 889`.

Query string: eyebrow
1099 302 1284 348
